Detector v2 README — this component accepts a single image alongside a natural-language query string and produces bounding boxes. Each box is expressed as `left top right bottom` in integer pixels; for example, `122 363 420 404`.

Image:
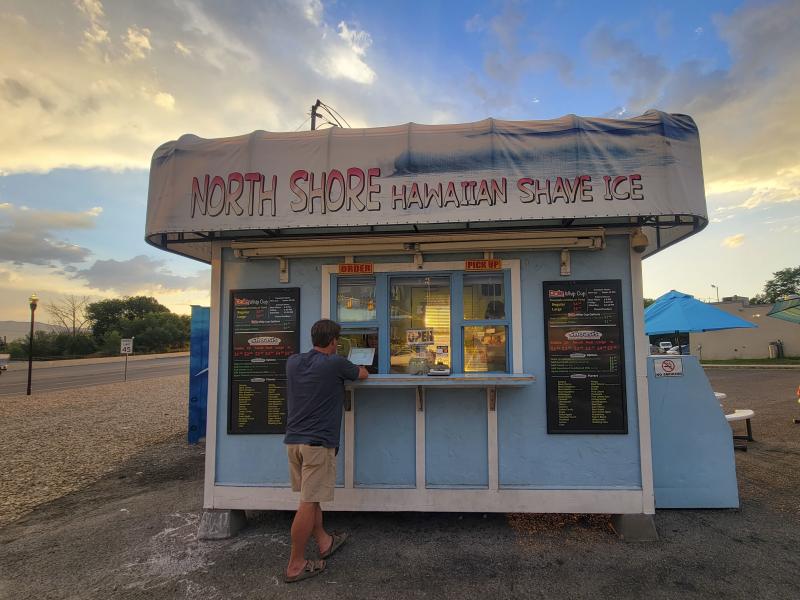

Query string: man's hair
311 319 341 348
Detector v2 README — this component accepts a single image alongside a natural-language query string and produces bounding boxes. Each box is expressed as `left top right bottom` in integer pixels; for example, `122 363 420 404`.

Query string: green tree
87 296 170 342
644 298 655 308
123 296 171 320
56 331 96 356
7 330 96 359
86 298 126 341
100 330 122 355
116 312 190 353
760 266 800 303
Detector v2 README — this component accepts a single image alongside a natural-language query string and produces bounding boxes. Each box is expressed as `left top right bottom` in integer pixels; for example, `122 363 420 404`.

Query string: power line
309 99 350 131
293 115 311 132
320 101 351 128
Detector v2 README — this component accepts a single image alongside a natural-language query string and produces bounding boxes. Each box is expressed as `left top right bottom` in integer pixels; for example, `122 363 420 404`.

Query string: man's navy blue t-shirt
283 349 360 448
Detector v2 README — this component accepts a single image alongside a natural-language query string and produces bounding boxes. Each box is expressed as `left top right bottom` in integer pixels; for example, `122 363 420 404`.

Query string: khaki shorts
287 444 336 503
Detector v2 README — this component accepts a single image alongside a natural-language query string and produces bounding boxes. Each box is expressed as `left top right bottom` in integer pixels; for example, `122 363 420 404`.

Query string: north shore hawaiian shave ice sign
188 170 644 217
146 112 706 242
228 289 300 434
543 281 627 434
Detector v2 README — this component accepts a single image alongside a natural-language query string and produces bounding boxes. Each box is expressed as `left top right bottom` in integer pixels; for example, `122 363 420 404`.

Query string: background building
690 297 800 360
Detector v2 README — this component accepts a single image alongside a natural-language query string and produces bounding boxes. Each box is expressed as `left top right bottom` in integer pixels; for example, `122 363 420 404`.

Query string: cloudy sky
1 0 797 320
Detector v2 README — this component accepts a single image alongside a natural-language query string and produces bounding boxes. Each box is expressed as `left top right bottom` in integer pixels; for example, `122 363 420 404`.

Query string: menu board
543 280 627 434
228 288 300 434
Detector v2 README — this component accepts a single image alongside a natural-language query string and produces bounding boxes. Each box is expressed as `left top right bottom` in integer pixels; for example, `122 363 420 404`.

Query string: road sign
120 338 134 355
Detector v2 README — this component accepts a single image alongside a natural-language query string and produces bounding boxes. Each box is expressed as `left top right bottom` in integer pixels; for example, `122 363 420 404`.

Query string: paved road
0 355 189 396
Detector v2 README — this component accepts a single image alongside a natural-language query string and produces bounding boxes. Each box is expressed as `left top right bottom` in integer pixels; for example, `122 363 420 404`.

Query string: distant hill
0 321 65 344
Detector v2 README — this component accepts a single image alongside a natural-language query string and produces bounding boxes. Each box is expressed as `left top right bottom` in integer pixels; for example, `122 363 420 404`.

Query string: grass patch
701 357 800 365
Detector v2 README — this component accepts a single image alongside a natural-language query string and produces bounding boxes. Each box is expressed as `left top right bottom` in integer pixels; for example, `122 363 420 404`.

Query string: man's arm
336 355 367 381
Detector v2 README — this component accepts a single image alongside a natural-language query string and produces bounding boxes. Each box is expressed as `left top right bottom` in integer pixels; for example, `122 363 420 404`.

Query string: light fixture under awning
232 228 605 259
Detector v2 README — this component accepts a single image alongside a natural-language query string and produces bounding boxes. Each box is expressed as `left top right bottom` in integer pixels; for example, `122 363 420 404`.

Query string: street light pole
711 284 719 303
26 293 38 396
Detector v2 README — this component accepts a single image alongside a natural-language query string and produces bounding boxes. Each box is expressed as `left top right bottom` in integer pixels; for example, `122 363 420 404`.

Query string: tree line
3 295 190 360
749 266 800 304
642 266 799 307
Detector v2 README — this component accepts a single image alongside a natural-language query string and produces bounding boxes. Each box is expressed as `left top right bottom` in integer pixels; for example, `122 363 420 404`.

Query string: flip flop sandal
284 559 326 583
320 532 349 559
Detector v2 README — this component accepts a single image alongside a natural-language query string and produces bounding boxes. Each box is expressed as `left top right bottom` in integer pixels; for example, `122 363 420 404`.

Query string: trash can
768 342 779 359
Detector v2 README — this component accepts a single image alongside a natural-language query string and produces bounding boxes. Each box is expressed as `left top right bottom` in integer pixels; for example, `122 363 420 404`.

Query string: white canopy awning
146 110 707 262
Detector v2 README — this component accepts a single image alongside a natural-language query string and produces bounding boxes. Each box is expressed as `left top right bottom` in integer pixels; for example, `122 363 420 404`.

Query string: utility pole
310 99 322 131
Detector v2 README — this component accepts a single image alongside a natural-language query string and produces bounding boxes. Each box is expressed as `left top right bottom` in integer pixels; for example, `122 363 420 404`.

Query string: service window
332 269 511 374
463 273 506 320
464 325 508 372
462 273 509 373
389 276 451 374
337 278 377 322
336 328 379 374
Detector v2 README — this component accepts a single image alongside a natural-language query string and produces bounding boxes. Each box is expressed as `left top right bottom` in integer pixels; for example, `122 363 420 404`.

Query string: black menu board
543 280 627 434
228 288 300 434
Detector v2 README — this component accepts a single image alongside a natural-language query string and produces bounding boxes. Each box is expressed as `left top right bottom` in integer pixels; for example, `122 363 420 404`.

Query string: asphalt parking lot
0 368 798 599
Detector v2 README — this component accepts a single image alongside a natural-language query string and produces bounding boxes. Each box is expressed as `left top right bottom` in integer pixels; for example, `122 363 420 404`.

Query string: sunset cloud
0 0 450 174
319 21 375 84
588 0 800 209
722 234 745 248
123 26 152 61
72 255 209 295
173 40 191 56
0 203 101 265
0 262 207 321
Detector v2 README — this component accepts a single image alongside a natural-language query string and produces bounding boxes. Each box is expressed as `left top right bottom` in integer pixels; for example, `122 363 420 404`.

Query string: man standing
283 319 368 583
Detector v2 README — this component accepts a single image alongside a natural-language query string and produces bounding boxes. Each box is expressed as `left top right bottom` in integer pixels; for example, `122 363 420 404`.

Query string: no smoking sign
655 357 683 377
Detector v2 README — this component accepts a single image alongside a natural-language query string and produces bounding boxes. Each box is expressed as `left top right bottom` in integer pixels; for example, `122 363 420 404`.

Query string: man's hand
358 366 369 380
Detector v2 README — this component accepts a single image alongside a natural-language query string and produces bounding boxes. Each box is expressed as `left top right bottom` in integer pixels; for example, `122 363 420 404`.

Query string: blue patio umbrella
645 291 757 353
766 295 800 325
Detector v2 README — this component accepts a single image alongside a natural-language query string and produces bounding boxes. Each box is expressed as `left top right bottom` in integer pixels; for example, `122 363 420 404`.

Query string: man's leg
287 501 321 576
313 503 333 554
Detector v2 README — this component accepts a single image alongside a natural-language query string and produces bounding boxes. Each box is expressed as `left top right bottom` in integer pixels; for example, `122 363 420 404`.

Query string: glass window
336 278 376 322
463 274 505 320
336 329 379 374
464 325 508 372
389 276 451 374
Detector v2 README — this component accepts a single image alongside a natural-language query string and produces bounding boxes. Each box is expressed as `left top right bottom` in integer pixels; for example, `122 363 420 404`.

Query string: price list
228 288 300 434
543 280 627 434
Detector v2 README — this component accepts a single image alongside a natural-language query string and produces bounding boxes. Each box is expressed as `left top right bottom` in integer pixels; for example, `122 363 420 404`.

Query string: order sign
338 263 373 275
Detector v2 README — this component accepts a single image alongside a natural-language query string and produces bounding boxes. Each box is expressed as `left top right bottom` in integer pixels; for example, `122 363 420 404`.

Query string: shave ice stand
145 112 739 540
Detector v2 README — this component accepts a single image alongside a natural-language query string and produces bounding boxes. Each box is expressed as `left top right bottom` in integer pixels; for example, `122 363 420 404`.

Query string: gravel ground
0 369 798 599
0 375 188 526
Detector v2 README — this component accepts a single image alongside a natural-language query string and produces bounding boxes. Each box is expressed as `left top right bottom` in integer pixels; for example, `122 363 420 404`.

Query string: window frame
456 271 512 374
329 264 516 375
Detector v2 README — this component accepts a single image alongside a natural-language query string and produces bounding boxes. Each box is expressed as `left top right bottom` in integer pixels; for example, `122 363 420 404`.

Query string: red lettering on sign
465 259 502 271
338 263 374 275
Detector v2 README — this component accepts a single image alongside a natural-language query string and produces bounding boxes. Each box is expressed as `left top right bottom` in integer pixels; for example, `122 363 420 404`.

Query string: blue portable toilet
189 305 210 444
